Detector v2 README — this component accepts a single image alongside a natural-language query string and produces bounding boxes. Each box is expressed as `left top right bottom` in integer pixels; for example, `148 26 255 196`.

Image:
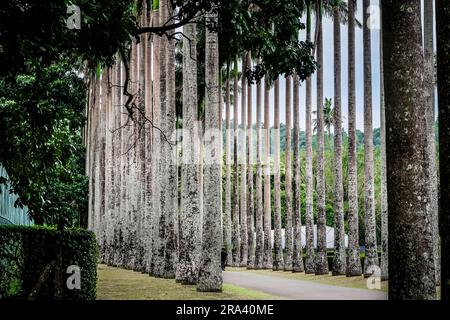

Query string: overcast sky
227 0 435 131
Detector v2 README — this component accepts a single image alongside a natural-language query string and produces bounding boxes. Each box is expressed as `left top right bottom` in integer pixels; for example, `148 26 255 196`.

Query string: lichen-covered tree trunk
379 8 388 281
383 0 436 299
224 64 233 266
363 0 379 277
151 5 166 278
162 1 178 278
332 6 346 276
437 0 450 300
176 20 201 284
424 0 440 286
197 9 223 292
149 7 160 276
136 8 147 272
292 74 304 273
346 0 362 277
143 5 153 274
240 55 248 267
126 41 138 270
232 61 241 267
263 79 273 270
315 2 328 276
99 70 107 263
247 53 255 269
273 78 283 271
119 62 129 268
112 61 122 268
105 67 114 266
304 1 315 274
255 68 264 270
284 75 293 271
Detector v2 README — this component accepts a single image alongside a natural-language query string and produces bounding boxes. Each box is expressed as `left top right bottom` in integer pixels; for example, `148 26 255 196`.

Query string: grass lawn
96 264 280 300
226 267 389 292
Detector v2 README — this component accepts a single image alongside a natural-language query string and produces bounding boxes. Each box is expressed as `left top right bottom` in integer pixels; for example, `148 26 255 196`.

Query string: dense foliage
0 61 88 228
0 225 98 300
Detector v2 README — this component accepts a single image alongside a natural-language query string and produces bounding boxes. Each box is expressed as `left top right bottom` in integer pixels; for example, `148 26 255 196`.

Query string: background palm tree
284 75 293 271
246 52 256 269
255 59 264 270
363 0 379 277
315 0 329 275
304 0 316 274
240 55 248 267
379 5 388 281
224 63 233 266
273 77 283 271
346 0 362 277
263 78 273 269
292 74 305 273
380 4 389 280
313 97 334 139
331 0 346 276
232 60 241 267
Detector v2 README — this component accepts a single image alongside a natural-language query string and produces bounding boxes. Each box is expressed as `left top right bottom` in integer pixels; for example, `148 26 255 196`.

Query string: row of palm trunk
84 0 443 298
85 1 222 291
223 0 384 278
223 0 439 285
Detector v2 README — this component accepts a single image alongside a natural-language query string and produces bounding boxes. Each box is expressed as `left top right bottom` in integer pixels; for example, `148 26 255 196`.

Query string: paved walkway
223 271 387 300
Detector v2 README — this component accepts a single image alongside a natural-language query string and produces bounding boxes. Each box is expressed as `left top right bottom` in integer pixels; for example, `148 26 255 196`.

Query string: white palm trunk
197 9 223 292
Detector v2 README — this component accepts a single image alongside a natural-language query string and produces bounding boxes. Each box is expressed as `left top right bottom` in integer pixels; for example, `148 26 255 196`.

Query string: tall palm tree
240 55 248 267
383 0 436 299
247 52 256 269
315 0 329 275
177 19 201 284
437 0 450 300
137 6 147 272
113 60 123 267
332 0 345 276
232 60 241 267
304 0 316 274
128 43 138 270
424 0 440 285
224 63 233 266
119 62 128 268
104 68 113 265
379 5 388 281
292 74 305 273
345 0 362 277
363 0 378 277
255 60 264 269
151 1 166 278
197 7 223 292
273 77 283 271
284 75 293 271
143 2 153 274
161 0 179 278
263 78 273 269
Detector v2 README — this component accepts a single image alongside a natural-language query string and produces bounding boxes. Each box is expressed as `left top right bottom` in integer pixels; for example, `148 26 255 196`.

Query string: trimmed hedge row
0 225 98 300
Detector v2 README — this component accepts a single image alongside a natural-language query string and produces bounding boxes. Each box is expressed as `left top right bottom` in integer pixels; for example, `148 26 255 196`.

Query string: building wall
0 165 33 226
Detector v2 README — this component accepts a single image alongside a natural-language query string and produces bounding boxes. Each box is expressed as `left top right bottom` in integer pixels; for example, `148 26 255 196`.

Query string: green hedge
0 225 98 300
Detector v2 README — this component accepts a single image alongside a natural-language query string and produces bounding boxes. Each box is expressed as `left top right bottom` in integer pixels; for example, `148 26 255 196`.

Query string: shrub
0 225 98 300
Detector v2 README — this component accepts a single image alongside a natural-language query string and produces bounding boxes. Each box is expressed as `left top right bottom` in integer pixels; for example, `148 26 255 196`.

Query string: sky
227 0 435 131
